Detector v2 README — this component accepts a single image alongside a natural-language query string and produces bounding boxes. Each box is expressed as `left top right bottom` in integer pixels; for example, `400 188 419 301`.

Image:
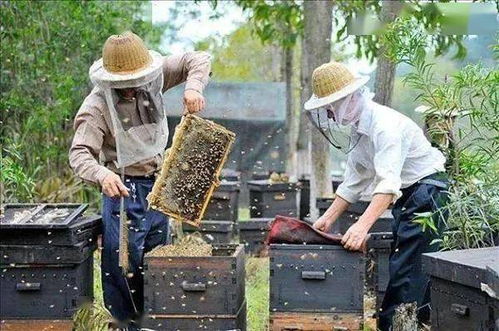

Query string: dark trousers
378 173 448 330
101 177 169 327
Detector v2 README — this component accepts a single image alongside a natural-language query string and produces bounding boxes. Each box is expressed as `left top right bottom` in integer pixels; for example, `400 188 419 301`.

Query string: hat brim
304 75 370 111
89 50 163 88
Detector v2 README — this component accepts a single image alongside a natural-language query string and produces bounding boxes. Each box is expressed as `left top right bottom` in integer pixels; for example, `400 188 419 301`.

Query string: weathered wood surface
270 312 363 331
0 320 73 331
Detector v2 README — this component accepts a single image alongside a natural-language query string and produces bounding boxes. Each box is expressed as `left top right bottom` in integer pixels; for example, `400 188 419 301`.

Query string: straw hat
89 31 163 88
304 62 369 110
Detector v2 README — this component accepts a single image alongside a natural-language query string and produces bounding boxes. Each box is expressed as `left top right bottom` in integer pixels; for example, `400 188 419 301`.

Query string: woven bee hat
304 62 369 110
89 31 163 88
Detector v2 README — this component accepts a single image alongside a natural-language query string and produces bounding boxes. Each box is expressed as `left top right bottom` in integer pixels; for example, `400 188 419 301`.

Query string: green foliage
195 24 277 82
382 17 499 250
0 1 164 203
246 257 269 331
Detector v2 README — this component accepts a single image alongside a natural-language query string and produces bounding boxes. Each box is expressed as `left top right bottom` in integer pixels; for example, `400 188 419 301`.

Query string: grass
246 257 270 331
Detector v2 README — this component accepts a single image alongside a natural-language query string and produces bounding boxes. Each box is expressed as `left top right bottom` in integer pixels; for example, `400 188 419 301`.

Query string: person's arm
313 196 350 232
313 154 371 232
162 51 212 114
342 128 411 251
341 193 392 250
69 107 128 198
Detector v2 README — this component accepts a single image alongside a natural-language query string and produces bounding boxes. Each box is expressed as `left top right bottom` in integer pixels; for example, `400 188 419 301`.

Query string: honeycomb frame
148 115 235 227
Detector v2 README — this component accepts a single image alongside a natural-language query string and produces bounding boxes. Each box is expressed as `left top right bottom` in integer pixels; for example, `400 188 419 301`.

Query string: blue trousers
378 173 448 330
101 177 169 326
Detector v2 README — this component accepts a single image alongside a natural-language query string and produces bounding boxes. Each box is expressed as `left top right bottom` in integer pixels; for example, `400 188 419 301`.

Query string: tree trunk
300 0 334 219
373 1 403 106
284 46 298 178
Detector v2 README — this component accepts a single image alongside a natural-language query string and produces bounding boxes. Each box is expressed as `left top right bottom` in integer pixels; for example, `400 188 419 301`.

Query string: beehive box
237 218 272 255
182 220 234 244
143 301 246 331
367 232 393 312
0 215 101 246
0 240 97 265
248 180 299 218
148 115 236 227
203 181 240 222
269 312 363 331
317 198 393 234
144 244 245 317
220 168 241 182
269 244 365 314
422 247 499 331
0 256 94 319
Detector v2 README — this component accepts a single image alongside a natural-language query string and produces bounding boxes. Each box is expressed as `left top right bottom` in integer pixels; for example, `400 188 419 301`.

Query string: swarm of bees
147 234 212 257
148 115 236 227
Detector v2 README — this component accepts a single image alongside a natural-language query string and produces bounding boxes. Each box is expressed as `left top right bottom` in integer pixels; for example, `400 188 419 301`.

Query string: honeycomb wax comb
147 115 236 227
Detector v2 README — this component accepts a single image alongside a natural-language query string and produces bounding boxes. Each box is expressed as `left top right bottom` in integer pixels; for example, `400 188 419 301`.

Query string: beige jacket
69 51 211 184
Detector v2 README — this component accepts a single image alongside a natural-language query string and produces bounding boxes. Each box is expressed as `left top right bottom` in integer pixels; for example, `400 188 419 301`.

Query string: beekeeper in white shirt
305 62 449 330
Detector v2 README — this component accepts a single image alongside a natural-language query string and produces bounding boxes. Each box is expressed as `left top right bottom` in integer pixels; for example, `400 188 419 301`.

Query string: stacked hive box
248 180 299 218
423 247 499 331
183 171 241 243
143 244 246 330
237 218 273 255
269 244 365 330
0 204 101 328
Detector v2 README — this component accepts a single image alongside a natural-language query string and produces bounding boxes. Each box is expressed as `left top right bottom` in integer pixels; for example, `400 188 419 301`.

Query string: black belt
416 172 449 190
124 173 157 181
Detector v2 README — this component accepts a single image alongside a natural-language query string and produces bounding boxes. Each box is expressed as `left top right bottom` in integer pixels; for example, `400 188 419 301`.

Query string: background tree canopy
0 1 164 203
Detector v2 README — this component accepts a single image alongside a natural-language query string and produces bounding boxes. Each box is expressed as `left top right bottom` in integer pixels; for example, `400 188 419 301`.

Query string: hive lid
247 180 298 191
422 246 499 291
0 203 88 229
221 168 241 182
183 220 234 232
217 180 241 192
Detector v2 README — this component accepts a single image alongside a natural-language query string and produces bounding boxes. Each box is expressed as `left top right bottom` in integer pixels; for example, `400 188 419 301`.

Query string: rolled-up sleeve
162 51 212 93
69 108 113 185
372 129 411 201
336 157 371 204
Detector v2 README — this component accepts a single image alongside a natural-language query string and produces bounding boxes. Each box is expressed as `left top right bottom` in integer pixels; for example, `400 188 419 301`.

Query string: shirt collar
355 100 374 135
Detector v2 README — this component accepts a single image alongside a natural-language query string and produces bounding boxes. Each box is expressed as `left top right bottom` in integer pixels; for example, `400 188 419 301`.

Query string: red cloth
266 215 343 245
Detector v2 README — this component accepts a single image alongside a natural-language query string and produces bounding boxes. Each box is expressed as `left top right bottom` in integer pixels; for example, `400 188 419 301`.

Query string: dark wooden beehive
0 205 99 320
270 311 363 331
237 218 272 256
422 247 499 331
203 181 240 222
143 244 246 329
148 115 236 227
248 180 299 218
0 256 94 319
317 198 393 234
269 244 365 314
182 220 234 244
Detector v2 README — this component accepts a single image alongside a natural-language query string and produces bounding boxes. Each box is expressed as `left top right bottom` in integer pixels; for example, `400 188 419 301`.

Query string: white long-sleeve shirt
335 100 446 203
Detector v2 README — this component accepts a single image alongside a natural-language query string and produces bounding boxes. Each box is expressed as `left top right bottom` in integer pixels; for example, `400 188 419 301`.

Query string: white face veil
306 88 370 153
91 66 168 168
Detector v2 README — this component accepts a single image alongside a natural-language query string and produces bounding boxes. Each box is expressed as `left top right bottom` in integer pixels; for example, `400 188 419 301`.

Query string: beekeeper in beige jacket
69 31 211 329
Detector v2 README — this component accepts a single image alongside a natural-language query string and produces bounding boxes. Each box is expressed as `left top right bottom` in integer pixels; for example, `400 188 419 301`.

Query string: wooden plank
0 320 73 331
270 312 363 331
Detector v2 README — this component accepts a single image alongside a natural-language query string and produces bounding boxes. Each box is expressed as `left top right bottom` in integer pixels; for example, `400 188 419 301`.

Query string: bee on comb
148 115 236 227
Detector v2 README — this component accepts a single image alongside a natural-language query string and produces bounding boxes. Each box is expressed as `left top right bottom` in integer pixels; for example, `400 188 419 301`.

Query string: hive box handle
301 270 326 280
451 303 469 316
181 281 206 292
16 282 41 291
